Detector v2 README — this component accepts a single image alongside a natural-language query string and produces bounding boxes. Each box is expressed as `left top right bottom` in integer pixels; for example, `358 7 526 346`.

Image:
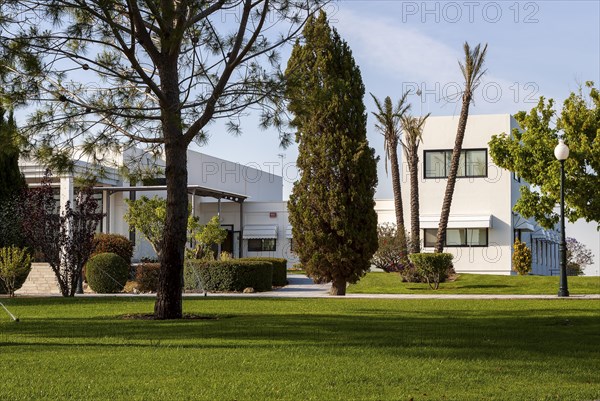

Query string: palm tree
371 92 411 257
400 112 430 253
435 42 488 253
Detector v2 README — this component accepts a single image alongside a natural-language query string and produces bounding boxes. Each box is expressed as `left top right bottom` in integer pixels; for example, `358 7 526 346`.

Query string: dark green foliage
186 260 273 292
0 109 26 205
285 11 379 295
243 257 288 286
135 262 160 293
92 233 134 264
85 253 129 294
0 197 25 248
408 253 454 290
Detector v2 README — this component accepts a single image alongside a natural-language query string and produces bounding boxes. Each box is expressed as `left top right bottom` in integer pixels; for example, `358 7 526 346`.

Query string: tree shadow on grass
1 304 598 367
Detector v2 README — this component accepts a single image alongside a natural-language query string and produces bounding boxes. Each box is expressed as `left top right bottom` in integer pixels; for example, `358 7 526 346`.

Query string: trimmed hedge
187 260 273 292
408 253 454 290
92 234 134 264
242 257 287 286
86 252 129 293
136 262 160 293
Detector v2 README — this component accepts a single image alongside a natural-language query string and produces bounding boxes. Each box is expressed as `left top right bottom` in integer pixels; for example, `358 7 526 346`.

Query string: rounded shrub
186 260 273 292
92 234 134 264
86 252 129 293
408 253 454 290
136 262 160 293
242 257 287 286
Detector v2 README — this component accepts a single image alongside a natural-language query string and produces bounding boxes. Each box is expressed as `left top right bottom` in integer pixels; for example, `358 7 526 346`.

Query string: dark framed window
423 228 488 247
512 172 521 182
248 239 276 252
289 238 295 252
424 149 487 179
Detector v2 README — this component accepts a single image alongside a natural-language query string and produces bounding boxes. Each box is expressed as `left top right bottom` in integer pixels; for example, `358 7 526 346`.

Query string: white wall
399 114 515 274
187 151 282 202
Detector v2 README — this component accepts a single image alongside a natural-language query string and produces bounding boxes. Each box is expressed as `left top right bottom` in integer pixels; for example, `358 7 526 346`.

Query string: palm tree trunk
389 145 405 229
389 145 409 259
435 93 472 253
409 149 420 253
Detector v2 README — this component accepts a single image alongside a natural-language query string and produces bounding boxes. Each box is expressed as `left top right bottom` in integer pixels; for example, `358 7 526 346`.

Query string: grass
0 297 599 400
347 272 600 295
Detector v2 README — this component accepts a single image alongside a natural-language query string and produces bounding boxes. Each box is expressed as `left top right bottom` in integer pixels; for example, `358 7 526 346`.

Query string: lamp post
554 139 569 297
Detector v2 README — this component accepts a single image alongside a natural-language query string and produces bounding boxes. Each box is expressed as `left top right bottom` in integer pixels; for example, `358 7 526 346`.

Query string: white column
59 175 74 215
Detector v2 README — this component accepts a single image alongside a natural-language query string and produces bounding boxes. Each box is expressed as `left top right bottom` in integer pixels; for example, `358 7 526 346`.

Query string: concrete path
187 275 600 300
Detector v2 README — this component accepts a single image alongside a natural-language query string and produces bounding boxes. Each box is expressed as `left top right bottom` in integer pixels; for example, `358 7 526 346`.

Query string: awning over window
286 226 293 239
420 215 493 229
514 221 535 232
243 225 278 239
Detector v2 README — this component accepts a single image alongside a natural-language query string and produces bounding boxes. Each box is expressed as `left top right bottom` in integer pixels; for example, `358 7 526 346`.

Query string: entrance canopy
92 184 248 203
92 184 248 258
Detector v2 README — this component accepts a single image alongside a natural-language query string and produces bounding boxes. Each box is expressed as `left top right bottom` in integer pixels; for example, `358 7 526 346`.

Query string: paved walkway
185 275 600 300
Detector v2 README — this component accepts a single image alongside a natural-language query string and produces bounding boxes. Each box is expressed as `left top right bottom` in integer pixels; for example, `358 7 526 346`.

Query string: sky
189 0 600 200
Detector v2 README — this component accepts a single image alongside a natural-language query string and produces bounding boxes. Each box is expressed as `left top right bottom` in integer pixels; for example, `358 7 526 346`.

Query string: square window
425 151 446 178
424 229 437 247
466 150 487 176
466 228 488 246
248 239 276 252
446 228 466 246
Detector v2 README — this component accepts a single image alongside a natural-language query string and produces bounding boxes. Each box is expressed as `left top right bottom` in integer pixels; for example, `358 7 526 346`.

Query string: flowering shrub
512 239 532 275
372 223 410 273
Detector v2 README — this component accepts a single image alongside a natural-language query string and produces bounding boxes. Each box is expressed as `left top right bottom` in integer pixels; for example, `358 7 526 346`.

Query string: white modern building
398 114 560 275
18 114 596 276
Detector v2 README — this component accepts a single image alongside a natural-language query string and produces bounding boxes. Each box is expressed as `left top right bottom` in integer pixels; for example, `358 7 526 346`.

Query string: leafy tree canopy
489 82 600 229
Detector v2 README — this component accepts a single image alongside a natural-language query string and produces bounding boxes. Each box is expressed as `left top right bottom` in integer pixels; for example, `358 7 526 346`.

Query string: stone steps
16 263 61 295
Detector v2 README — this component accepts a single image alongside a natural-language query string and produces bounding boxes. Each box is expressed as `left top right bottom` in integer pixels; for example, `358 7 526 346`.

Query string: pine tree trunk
154 138 188 319
435 92 472 253
409 151 420 253
329 278 346 296
154 57 187 319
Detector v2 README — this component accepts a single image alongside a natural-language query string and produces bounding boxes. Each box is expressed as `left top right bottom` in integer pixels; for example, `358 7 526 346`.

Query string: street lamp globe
554 139 570 160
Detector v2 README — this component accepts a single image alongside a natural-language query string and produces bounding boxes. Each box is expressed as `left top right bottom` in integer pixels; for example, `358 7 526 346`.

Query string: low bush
372 223 411 272
92 234 134 264
136 262 160 293
242 257 287 286
408 253 454 290
186 260 273 292
86 253 129 293
0 246 32 296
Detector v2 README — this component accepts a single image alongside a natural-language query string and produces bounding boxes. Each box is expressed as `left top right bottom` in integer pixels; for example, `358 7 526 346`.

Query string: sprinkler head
14 318 19 322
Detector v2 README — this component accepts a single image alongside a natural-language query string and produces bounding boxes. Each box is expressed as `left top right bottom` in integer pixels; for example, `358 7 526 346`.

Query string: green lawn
1 297 599 400
347 272 600 295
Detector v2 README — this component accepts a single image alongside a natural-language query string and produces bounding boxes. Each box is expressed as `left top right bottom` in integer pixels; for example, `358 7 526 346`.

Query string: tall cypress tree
0 108 27 248
286 11 378 296
0 108 26 203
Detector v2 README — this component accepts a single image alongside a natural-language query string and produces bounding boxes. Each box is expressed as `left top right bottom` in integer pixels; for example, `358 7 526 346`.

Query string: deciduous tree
286 11 378 296
489 82 599 229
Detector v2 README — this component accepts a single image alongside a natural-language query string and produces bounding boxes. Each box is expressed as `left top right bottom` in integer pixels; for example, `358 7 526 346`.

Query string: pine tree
286 11 378 296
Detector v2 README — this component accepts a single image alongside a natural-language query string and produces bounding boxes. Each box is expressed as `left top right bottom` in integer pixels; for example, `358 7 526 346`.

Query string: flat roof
92 185 248 203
